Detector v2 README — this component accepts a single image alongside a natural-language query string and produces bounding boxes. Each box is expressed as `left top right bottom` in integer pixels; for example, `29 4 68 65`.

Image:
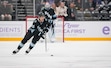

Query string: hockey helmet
45 2 51 9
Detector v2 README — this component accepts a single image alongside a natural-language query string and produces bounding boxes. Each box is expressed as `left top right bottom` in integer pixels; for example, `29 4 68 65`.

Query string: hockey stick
44 32 47 52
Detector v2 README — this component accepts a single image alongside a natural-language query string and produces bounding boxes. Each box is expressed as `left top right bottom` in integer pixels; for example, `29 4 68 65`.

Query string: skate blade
25 51 30 55
12 53 16 55
25 52 29 55
12 51 18 55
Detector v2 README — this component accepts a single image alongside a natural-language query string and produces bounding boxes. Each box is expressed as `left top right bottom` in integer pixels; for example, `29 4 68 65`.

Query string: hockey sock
29 42 35 49
25 42 35 54
17 43 24 50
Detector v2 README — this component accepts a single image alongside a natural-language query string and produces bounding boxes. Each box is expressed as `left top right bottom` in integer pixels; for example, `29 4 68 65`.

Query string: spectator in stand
84 0 95 11
67 2 77 21
56 2 68 20
75 0 82 11
54 0 60 7
0 1 13 21
51 3 57 14
60 0 68 7
35 0 45 15
61 0 75 7
92 0 102 10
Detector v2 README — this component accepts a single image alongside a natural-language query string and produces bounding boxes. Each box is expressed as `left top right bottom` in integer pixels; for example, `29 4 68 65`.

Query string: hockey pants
18 31 41 49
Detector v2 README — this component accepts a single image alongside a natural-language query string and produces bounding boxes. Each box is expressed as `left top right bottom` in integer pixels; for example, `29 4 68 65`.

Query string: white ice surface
0 41 111 68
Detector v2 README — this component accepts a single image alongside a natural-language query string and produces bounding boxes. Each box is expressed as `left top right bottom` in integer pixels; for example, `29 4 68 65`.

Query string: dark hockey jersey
28 19 50 33
41 7 57 20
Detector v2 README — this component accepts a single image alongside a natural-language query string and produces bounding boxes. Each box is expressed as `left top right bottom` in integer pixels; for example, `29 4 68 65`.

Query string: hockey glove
43 28 49 33
38 31 45 39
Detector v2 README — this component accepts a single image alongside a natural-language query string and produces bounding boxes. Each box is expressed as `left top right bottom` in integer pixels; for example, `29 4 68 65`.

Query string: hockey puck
51 54 53 56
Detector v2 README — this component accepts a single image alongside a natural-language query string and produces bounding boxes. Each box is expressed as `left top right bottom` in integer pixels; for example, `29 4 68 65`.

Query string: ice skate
12 49 19 54
50 38 56 43
25 48 31 54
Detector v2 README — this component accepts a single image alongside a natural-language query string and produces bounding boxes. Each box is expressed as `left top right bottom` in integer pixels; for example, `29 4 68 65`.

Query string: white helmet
45 2 51 9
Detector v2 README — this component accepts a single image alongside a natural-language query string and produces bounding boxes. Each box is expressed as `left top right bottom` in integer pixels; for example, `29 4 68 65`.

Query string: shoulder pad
41 7 45 10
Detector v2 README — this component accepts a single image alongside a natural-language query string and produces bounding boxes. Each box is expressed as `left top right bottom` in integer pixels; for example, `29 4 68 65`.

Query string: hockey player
13 12 50 54
41 2 57 42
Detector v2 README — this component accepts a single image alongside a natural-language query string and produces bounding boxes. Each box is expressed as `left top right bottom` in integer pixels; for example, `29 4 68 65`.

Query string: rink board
64 21 111 41
0 21 111 41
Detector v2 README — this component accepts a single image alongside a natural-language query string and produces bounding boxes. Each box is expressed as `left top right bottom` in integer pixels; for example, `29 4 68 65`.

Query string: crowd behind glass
0 0 111 21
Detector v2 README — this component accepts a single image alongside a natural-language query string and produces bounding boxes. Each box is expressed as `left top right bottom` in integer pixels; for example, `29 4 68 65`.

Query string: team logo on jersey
44 11 52 19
